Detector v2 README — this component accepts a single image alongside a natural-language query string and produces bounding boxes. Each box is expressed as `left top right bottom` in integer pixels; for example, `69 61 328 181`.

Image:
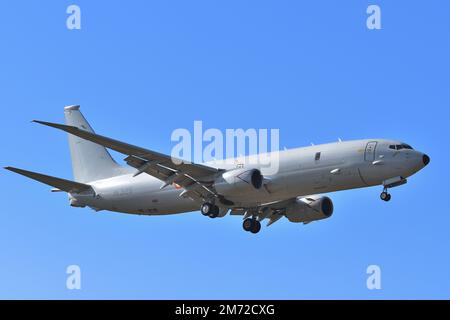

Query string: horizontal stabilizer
4 166 92 193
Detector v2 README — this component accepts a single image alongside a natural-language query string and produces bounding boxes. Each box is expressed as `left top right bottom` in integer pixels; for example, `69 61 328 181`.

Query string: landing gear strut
243 218 261 234
380 188 391 202
200 202 220 218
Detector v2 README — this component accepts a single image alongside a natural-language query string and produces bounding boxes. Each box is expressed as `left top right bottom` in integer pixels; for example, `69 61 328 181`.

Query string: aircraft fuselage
74 138 428 215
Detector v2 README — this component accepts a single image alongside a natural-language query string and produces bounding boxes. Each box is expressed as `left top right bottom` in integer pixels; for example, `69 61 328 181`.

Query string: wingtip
32 120 66 128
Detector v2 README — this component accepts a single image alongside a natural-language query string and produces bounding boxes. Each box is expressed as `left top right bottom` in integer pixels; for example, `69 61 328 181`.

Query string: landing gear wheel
201 202 213 216
243 218 253 232
250 220 261 234
242 218 261 234
380 191 391 202
201 202 220 218
208 205 220 218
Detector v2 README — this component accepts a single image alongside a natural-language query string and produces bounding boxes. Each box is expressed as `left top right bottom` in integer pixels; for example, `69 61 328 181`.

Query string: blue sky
1 1 449 299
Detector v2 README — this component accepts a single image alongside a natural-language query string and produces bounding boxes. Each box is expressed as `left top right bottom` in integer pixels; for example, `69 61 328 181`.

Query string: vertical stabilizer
64 105 122 182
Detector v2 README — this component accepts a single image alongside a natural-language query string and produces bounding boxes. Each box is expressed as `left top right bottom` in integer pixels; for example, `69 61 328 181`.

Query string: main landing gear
200 202 220 218
380 188 391 202
243 218 261 234
201 202 262 234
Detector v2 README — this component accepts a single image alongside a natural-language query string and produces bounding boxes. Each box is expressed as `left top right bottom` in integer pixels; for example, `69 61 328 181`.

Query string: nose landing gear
379 177 408 202
380 188 391 202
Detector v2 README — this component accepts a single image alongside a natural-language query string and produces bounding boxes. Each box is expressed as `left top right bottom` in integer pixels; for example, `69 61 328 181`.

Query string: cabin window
315 152 321 161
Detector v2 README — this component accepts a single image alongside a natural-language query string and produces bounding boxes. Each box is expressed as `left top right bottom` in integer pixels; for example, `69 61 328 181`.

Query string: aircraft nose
422 154 430 166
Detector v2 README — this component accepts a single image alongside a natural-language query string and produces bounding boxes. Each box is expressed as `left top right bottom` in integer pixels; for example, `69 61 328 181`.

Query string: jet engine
214 168 263 197
285 196 334 223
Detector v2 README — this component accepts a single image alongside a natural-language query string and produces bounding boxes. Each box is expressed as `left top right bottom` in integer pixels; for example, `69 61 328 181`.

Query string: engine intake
214 168 263 197
285 196 334 223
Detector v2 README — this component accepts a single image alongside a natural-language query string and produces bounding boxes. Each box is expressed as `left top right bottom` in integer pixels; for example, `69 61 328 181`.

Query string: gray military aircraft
5 105 430 233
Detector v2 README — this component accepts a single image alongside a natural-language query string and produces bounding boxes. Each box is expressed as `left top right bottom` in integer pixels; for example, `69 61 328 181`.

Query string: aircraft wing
4 166 92 193
230 195 329 226
229 197 317 226
230 197 296 215
33 120 221 202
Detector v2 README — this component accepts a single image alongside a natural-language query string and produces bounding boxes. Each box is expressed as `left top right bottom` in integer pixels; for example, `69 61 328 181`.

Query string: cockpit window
389 144 413 150
401 143 413 150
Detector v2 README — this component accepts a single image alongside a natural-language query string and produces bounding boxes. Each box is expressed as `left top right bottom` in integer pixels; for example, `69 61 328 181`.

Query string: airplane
5 105 430 234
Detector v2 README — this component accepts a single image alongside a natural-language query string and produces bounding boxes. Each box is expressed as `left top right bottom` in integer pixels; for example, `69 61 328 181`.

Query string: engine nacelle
214 168 263 197
69 197 86 208
285 196 334 223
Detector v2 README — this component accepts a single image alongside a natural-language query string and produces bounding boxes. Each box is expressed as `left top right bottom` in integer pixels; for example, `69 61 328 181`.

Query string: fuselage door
364 141 377 162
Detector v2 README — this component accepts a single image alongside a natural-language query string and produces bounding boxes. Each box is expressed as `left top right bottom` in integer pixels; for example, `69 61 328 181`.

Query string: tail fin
64 105 122 183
